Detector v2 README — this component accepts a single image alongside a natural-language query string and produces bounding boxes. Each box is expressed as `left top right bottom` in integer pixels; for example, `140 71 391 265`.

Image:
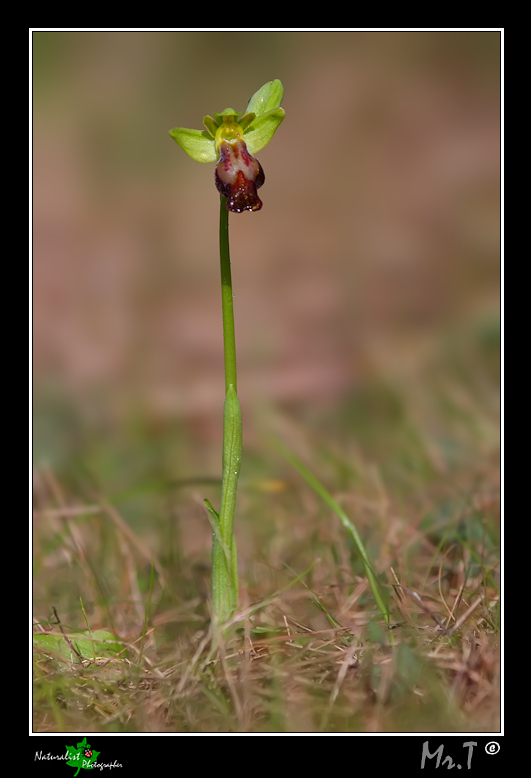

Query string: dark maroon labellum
215 138 265 213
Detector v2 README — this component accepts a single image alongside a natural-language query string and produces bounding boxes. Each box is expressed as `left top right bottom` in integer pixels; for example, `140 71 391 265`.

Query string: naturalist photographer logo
34 737 122 774
65 737 100 775
66 738 122 774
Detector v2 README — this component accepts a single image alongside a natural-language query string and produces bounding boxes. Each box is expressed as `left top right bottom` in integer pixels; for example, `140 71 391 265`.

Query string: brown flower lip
215 138 265 213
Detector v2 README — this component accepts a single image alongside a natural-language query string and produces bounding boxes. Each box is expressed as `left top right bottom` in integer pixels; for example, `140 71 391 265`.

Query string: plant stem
210 195 242 624
219 195 237 393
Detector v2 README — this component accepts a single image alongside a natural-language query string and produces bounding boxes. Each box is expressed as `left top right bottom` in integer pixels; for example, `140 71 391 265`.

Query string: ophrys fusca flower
169 80 285 212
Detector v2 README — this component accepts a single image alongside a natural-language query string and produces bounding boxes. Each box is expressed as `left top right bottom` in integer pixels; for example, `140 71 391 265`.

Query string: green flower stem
219 196 237 393
210 195 242 624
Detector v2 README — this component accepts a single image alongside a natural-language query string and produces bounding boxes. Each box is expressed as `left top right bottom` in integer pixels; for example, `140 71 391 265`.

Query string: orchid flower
169 79 285 212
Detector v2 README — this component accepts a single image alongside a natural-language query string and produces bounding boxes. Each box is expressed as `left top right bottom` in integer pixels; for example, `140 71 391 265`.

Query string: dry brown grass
33 386 500 733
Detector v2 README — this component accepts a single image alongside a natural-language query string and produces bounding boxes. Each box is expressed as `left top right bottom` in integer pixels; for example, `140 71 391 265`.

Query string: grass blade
275 439 390 625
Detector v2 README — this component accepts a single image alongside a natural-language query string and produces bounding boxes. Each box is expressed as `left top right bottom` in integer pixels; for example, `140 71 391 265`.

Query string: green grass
33 324 500 733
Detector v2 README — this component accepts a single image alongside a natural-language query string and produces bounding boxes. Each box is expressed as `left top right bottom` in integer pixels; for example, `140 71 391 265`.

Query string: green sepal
245 79 284 117
243 107 286 155
213 108 240 122
168 127 217 163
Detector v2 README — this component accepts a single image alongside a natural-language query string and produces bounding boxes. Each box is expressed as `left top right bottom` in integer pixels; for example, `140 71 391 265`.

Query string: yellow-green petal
203 115 218 139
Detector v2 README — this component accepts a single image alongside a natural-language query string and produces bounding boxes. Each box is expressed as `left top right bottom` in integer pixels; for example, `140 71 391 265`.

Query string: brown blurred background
33 31 500 462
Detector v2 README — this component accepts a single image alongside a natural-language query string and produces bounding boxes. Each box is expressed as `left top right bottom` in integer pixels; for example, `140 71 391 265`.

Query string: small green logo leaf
66 737 100 776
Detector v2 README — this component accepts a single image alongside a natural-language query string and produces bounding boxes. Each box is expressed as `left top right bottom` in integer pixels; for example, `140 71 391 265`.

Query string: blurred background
33 29 500 505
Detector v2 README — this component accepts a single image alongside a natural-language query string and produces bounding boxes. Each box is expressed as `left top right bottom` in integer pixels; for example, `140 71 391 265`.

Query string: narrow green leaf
211 385 242 623
274 439 390 625
204 498 232 566
33 630 126 663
